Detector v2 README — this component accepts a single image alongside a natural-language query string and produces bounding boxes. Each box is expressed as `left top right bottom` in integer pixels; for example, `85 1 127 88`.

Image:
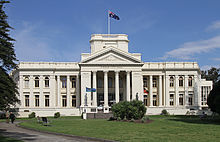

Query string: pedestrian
5 111 9 123
9 112 15 124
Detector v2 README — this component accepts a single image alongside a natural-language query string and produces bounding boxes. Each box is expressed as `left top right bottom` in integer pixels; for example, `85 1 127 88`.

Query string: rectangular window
153 77 157 87
61 77 67 88
62 95 67 107
170 77 174 87
179 77 183 87
188 94 193 105
45 77 49 87
144 95 148 106
72 95 76 107
170 94 174 106
45 95 49 107
179 94 184 105
25 95 29 107
143 77 148 87
35 95 39 107
71 77 76 88
153 95 157 106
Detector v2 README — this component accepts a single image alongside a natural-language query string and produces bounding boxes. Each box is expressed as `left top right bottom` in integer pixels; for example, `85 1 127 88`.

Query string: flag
109 11 120 20
86 87 96 92
144 87 149 94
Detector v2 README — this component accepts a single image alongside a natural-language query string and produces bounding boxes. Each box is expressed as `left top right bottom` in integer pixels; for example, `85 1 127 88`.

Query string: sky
4 0 220 70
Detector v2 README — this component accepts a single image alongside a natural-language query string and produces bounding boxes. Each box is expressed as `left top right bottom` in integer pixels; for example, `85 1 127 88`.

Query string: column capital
92 70 97 73
103 70 108 73
126 70 131 73
159 75 162 79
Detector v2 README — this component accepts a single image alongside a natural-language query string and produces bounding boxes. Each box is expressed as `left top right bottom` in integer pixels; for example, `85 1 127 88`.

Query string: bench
42 117 50 126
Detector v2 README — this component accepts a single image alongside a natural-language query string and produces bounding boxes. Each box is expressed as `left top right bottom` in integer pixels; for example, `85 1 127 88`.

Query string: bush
161 109 169 116
54 112 60 118
28 112 35 118
112 100 146 120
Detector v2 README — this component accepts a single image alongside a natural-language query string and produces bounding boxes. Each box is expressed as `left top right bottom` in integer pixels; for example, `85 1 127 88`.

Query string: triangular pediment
80 47 143 65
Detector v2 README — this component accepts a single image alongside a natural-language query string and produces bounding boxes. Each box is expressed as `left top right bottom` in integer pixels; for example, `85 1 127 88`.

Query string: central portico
79 34 144 113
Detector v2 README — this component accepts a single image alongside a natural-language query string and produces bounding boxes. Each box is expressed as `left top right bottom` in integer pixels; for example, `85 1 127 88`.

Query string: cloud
206 20 220 31
212 58 220 61
162 35 220 60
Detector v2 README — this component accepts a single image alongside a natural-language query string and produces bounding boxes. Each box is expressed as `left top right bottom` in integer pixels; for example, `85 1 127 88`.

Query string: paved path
0 122 97 142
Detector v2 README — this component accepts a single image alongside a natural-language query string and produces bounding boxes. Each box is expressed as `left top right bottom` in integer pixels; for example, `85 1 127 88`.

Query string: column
104 71 108 107
194 75 200 107
175 76 179 106
57 75 60 107
76 74 80 107
165 75 170 106
115 71 120 103
40 75 44 107
184 75 188 106
92 71 97 107
149 75 153 106
19 75 23 107
50 75 56 107
80 71 91 108
67 75 70 107
163 75 166 106
126 71 130 101
159 75 162 106
29 75 34 107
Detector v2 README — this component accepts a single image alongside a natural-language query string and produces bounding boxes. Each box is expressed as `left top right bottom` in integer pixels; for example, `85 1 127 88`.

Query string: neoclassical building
12 34 212 117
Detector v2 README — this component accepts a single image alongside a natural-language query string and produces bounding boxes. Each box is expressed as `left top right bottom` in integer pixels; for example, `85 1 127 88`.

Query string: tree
201 67 220 87
207 80 220 114
0 0 19 111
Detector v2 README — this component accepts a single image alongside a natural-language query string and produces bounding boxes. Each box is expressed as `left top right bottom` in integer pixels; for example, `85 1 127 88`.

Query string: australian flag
109 11 120 20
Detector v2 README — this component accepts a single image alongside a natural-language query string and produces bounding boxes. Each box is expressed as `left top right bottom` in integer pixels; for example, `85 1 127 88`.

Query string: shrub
161 109 169 116
28 112 35 118
54 112 60 118
112 100 146 120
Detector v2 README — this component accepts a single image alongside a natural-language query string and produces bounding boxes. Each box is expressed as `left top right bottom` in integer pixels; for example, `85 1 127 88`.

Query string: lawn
0 135 23 142
19 116 220 142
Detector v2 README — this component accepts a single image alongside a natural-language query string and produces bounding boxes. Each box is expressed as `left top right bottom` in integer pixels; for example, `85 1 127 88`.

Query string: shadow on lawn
167 115 220 125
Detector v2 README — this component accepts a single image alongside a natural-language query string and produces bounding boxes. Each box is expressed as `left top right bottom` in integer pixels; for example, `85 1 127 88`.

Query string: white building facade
12 34 213 117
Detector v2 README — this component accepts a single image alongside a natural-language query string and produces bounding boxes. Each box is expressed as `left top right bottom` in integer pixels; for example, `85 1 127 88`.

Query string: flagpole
108 10 110 35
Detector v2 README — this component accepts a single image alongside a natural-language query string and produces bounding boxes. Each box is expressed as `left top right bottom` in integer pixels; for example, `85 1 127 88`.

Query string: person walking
9 112 15 124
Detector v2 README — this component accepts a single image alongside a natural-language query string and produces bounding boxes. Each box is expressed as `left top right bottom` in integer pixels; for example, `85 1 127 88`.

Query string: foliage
28 112 36 118
207 80 220 114
201 67 220 86
54 112 60 118
0 1 19 111
161 109 169 115
112 100 146 120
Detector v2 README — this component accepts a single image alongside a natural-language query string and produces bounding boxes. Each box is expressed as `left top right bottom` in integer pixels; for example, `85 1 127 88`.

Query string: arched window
45 77 49 87
61 77 67 88
179 76 183 87
153 77 157 87
188 76 193 87
71 77 76 88
170 76 174 87
24 76 29 88
35 77 39 88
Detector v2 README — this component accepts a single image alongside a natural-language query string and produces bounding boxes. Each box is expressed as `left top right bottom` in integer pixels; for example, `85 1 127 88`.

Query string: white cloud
206 20 220 31
162 35 220 60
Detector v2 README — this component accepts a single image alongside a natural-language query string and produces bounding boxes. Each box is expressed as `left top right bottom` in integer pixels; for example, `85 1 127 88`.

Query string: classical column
29 75 33 107
57 75 60 107
50 75 56 107
115 71 120 103
159 75 162 106
149 75 153 106
194 75 200 107
104 71 108 107
76 74 80 107
165 75 170 106
126 71 130 101
175 76 179 106
184 75 188 106
92 71 97 107
39 75 44 107
67 75 70 107
19 75 23 107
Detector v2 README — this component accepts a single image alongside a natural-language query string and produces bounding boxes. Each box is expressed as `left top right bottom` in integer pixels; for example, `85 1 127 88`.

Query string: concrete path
0 122 98 142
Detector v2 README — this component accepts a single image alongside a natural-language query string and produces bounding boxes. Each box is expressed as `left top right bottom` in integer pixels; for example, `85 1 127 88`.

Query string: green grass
19 116 220 142
0 135 23 142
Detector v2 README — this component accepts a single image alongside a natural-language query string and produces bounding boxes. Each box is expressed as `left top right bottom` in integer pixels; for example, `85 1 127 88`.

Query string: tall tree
207 80 220 114
0 0 19 111
201 67 220 87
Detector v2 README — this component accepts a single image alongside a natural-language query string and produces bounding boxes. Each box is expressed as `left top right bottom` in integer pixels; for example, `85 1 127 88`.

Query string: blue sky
5 0 220 70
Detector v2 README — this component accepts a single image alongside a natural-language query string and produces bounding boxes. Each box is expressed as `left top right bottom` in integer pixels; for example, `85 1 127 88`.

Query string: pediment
80 47 142 65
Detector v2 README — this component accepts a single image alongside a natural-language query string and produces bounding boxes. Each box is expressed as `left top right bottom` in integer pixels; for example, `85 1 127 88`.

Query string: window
179 94 184 105
35 95 39 107
98 78 103 88
201 86 211 105
143 95 148 106
188 76 193 87
61 77 67 88
188 94 193 105
153 77 157 87
24 76 29 88
45 77 49 87
179 76 183 87
25 95 29 107
170 76 174 87
170 94 174 106
45 95 49 107
119 77 123 88
62 95 67 107
72 95 76 107
108 77 113 88
143 77 148 87
71 77 76 88
153 95 157 106
34 77 39 88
